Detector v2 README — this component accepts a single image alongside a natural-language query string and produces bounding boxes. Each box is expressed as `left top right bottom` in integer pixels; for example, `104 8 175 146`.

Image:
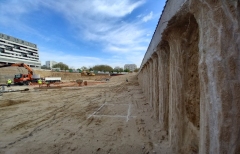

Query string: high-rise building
124 64 137 71
0 33 41 68
46 61 58 69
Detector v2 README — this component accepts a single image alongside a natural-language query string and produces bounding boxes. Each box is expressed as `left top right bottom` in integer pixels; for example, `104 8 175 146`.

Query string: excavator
0 63 37 85
82 70 95 76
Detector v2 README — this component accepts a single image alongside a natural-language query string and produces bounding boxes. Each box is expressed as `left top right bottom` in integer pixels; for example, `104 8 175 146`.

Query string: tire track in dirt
2 104 73 149
0 90 82 122
1 74 160 153
1 87 107 149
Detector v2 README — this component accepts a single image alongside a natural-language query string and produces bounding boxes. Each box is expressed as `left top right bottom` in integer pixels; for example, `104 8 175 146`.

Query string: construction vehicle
44 77 61 83
82 71 95 76
87 72 95 76
0 63 38 85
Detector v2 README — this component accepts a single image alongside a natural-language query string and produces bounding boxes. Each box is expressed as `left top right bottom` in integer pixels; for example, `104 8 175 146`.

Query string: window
16 45 20 49
14 74 22 79
5 46 12 51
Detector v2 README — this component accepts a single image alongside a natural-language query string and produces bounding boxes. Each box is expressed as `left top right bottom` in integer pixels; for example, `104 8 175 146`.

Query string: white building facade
46 61 57 69
124 64 137 71
0 33 41 68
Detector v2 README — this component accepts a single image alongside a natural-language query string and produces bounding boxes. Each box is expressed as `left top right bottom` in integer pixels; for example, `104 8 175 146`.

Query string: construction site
1 0 240 153
0 67 161 153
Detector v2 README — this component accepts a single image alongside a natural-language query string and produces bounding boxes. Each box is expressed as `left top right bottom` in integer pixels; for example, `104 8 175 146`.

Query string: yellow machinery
82 71 95 76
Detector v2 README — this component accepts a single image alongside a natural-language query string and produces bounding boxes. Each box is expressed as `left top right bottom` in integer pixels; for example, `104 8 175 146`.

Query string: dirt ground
0 73 168 154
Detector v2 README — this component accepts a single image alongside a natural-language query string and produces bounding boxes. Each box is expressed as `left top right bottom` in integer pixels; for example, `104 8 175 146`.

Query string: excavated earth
0 74 168 154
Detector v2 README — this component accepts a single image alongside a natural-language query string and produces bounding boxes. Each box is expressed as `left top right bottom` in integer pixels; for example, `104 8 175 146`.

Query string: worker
46 81 50 87
7 79 12 87
38 79 42 87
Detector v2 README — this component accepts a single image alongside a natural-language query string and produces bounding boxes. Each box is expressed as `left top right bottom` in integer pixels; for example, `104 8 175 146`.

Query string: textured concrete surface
138 0 240 153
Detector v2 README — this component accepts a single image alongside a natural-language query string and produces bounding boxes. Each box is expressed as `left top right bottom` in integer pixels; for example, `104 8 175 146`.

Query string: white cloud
48 1 150 56
0 0 148 50
142 11 153 22
0 0 152 68
42 0 148 47
137 14 143 18
90 23 147 45
106 44 147 53
45 0 145 18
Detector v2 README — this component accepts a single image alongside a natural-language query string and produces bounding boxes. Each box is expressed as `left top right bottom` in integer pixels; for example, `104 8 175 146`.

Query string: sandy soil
0 73 168 154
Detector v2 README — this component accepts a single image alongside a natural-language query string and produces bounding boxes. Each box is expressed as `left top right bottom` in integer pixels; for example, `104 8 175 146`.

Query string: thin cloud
106 44 147 53
137 14 143 18
0 0 153 67
142 11 153 22
46 0 145 20
42 0 148 50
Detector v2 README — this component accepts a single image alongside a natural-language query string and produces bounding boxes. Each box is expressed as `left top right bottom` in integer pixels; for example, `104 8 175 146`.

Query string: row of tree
42 62 139 72
41 62 69 70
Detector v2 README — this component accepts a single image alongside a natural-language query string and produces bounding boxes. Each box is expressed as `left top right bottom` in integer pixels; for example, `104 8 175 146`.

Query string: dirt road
0 74 167 154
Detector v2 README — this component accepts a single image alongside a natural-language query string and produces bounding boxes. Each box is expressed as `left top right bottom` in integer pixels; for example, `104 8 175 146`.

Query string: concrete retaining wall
138 0 240 153
0 67 28 84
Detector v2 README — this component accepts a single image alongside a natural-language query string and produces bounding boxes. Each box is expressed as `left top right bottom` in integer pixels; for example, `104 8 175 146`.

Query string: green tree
113 69 119 73
134 68 139 72
41 65 50 70
52 62 69 70
113 67 124 73
124 69 130 72
89 67 93 71
81 66 88 71
93 65 113 72
77 68 82 73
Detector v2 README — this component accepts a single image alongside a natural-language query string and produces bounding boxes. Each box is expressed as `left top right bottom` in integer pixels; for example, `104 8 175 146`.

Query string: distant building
124 64 137 71
46 60 57 69
0 33 41 68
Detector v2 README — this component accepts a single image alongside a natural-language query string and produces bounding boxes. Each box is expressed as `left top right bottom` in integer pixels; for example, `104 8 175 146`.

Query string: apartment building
124 64 137 71
0 33 41 68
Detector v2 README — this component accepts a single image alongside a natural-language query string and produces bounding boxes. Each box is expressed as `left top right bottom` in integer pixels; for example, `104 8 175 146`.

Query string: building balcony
0 45 5 48
20 46 38 53
33 53 39 56
0 41 14 47
27 54 38 58
0 38 38 51
12 48 28 53
4 49 22 55
0 55 41 66
0 52 39 61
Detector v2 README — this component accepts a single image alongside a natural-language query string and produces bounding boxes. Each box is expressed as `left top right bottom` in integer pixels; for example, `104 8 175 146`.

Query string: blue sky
0 0 165 69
